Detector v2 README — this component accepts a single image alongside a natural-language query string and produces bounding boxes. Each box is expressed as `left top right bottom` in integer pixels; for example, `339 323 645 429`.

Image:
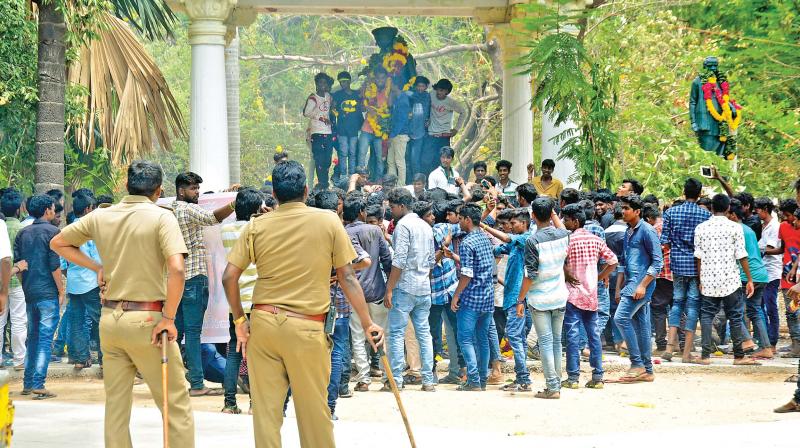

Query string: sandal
221 405 241 414
32 389 57 400
500 382 518 391
733 357 761 366
189 387 224 397
74 360 92 370
585 379 605 389
660 344 675 362
683 357 711 365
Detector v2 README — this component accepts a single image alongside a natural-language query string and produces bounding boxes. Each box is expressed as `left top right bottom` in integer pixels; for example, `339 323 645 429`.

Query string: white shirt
0 221 11 261
427 166 460 195
759 217 782 282
303 93 332 135
428 94 466 135
694 215 748 297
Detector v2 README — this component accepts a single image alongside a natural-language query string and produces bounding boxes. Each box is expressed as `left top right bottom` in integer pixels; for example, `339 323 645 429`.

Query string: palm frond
67 12 186 165
110 0 177 41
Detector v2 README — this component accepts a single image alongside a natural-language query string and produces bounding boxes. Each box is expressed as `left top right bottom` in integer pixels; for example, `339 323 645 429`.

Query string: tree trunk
35 0 66 194
225 29 241 184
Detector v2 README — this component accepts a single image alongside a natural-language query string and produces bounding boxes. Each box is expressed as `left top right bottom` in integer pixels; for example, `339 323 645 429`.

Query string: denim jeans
52 300 72 359
651 278 674 350
407 137 426 179
456 307 491 387
201 343 226 383
358 132 384 181
670 276 701 332
176 275 209 390
488 317 500 363
429 304 445 357
328 316 350 412
337 135 359 179
24 299 59 390
614 293 654 373
68 287 101 364
224 314 246 407
387 289 435 386
424 135 450 176
607 272 624 345
311 133 334 188
530 307 565 391
442 302 464 376
504 306 531 385
743 282 771 348
701 290 746 358
762 279 780 346
783 288 800 341
565 303 603 382
597 283 611 336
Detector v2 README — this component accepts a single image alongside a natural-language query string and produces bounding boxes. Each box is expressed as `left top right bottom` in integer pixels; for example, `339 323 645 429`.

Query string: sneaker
500 382 518 391
561 379 579 389
369 367 382 378
338 388 353 398
403 374 422 385
513 383 532 392
330 412 339 421
585 379 604 389
456 383 482 391
354 382 369 392
421 384 436 392
380 382 403 392
534 389 560 399
438 374 462 385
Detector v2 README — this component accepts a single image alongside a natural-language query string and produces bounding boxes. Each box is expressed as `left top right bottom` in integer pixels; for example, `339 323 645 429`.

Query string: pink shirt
566 228 618 311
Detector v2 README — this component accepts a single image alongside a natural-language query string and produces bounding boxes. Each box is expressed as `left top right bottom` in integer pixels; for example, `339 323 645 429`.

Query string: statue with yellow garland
688 56 743 160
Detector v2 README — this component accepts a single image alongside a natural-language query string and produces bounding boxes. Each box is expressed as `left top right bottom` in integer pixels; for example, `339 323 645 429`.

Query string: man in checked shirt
172 172 236 396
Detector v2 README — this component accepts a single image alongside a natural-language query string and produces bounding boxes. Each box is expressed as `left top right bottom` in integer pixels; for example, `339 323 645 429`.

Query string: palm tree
33 0 182 193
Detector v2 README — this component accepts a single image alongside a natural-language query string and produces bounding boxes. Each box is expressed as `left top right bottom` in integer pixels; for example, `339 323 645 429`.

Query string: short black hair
96 195 114 205
1 190 23 217
613 203 624 220
779 198 798 215
734 191 754 209
445 199 464 215
413 173 427 184
127 161 163 197
594 192 613 204
642 194 659 206
496 160 512 172
343 195 365 222
541 159 555 169
754 197 774 214
729 198 745 220
175 172 203 190
458 203 482 225
387 187 414 208
415 76 430 87
440 146 455 158
622 178 644 195
72 188 94 199
482 175 497 187
432 200 449 224
46 189 64 203
314 72 333 86
272 161 306 203
642 203 661 222
427 188 448 202
473 161 487 172
511 208 531 224
314 190 339 211
516 183 538 205
496 209 514 223
72 194 95 217
273 151 289 163
28 194 55 219
697 197 712 209
432 78 453 93
578 199 596 223
711 193 731 213
562 203 586 227
620 194 644 211
234 187 263 221
365 204 384 221
336 71 351 81
413 200 432 218
560 188 580 206
467 185 484 203
683 178 703 200
531 197 555 222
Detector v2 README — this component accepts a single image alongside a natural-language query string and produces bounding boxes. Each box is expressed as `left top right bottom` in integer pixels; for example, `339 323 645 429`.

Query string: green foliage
109 0 178 41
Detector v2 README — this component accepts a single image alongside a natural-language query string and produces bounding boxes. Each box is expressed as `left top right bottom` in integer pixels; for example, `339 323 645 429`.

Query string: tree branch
240 43 490 64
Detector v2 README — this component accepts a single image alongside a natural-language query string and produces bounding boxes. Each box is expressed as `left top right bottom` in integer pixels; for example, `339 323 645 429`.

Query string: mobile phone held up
700 166 712 178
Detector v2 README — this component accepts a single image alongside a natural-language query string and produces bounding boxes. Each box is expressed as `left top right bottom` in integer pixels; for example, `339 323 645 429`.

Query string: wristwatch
233 315 248 326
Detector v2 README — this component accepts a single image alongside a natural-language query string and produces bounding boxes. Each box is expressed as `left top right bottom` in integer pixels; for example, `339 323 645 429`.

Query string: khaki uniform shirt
59 196 188 302
227 202 356 316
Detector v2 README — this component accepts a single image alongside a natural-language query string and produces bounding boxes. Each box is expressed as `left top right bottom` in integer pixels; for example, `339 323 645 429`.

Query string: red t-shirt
778 221 800 289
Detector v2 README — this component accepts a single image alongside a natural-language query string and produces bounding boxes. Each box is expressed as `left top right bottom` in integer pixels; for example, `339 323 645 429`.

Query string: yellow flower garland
363 78 393 139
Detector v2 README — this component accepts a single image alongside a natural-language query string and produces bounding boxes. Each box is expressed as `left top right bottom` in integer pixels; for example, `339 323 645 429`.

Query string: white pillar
184 0 236 191
541 109 579 188
498 33 533 185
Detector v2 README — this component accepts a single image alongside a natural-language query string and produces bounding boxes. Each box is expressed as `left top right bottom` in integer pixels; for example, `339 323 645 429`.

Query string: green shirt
740 223 769 283
5 218 22 289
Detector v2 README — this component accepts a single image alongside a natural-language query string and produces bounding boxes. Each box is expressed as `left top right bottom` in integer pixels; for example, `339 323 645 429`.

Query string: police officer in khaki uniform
51 161 195 448
222 160 385 448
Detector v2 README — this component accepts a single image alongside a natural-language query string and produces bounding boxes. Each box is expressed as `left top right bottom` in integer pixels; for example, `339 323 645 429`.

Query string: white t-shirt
303 93 333 135
759 217 782 282
427 166 460 195
428 94 466 135
0 221 11 261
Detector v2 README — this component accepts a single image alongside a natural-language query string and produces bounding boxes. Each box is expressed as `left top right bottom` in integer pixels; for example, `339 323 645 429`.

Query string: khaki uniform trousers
387 134 409 182
100 308 195 448
249 309 334 448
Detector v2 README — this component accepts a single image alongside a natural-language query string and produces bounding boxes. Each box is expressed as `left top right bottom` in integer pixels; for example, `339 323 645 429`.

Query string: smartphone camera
700 166 712 178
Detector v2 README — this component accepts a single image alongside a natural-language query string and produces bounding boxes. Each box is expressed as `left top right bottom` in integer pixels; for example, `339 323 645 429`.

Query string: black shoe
456 383 482 391
339 388 353 398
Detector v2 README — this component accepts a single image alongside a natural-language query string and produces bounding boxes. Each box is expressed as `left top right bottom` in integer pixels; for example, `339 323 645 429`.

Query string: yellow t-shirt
532 176 564 199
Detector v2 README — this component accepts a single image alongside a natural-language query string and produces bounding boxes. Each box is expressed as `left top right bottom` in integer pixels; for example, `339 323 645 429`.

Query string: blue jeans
388 289 435 386
358 132 384 181
338 135 359 179
429 304 445 357
531 307 565 391
597 283 611 336
504 306 531 385
52 300 71 358
442 301 464 376
201 343 226 384
670 276 700 332
608 272 623 345
783 288 800 341
68 287 101 364
224 314 247 407
328 316 350 412
614 295 654 373
762 279 780 346
744 282 771 348
565 303 603 381
24 300 59 390
488 317 500 363
457 308 491 387
176 275 209 390
701 290 746 358
407 137 426 179
424 135 450 176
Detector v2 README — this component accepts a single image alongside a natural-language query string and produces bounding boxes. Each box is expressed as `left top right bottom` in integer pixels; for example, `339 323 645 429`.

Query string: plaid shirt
653 218 673 281
431 223 459 305
660 201 710 277
331 236 369 316
457 229 495 312
172 201 219 279
566 228 618 311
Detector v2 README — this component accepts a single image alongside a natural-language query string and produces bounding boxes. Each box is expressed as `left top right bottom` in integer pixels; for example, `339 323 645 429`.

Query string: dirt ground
10 370 798 437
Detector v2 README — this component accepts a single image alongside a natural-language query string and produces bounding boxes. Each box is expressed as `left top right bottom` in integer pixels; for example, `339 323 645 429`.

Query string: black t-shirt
332 89 364 137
